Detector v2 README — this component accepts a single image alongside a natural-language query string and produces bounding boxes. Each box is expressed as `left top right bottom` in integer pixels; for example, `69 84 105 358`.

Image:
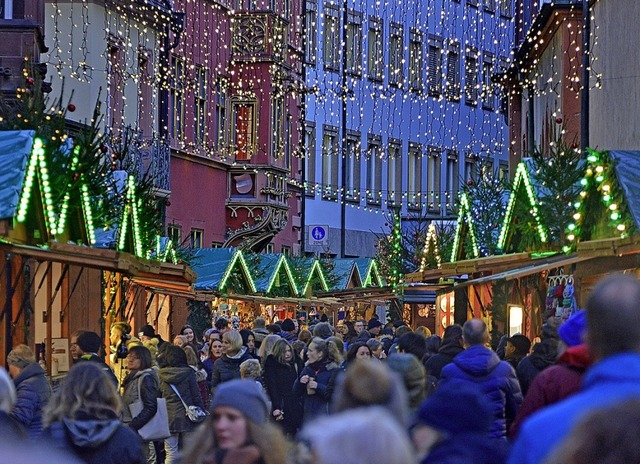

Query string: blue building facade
303 0 515 257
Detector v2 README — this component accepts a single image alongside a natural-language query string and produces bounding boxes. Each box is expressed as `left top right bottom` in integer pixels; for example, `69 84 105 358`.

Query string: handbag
169 383 210 424
129 373 171 441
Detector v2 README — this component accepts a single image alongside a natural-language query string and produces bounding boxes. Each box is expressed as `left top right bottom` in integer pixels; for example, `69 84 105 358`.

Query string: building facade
164 0 304 254
303 0 515 257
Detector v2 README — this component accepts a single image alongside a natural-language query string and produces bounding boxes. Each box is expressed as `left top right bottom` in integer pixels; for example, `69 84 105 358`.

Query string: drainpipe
580 0 590 155
340 0 348 258
300 0 307 255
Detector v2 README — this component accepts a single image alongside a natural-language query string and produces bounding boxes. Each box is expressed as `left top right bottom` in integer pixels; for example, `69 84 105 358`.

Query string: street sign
309 225 329 245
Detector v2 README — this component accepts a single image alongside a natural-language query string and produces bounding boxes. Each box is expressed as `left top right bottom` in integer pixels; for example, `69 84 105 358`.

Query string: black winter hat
281 318 296 332
368 318 383 330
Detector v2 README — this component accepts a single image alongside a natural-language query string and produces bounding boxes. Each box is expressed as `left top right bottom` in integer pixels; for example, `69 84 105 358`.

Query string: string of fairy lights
41 0 602 217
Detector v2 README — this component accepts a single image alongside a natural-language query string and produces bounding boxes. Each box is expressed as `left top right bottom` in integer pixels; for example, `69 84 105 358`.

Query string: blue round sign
311 226 326 241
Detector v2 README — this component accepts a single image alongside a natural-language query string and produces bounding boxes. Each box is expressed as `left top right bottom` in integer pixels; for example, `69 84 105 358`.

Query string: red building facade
166 0 304 254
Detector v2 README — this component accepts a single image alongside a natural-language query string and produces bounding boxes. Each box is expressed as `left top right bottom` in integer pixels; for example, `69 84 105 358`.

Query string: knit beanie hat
138 324 155 338
416 384 492 434
211 379 269 424
558 310 587 347
367 318 383 330
281 318 296 332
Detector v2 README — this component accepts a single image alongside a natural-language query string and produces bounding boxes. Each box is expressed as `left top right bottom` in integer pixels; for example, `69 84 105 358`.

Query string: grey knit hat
210 379 269 424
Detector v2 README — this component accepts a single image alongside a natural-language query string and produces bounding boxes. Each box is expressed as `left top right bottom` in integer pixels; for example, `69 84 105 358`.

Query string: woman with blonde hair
41 362 145 463
211 330 253 395
293 337 342 423
182 379 290 464
257 334 281 364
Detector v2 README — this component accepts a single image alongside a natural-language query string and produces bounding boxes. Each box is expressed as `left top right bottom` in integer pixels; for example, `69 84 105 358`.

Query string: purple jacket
439 345 523 438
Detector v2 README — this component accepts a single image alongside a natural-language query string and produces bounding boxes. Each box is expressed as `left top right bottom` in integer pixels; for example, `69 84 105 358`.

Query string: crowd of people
3 273 640 463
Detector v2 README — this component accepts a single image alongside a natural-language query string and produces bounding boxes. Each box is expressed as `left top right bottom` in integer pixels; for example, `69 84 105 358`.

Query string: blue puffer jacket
439 345 523 438
293 360 339 422
10 362 52 438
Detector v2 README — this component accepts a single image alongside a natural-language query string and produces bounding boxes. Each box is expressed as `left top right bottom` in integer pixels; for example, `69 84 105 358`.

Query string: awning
451 253 593 290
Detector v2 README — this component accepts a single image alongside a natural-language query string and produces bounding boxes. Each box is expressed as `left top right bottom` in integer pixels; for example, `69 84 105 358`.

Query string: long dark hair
128 345 152 370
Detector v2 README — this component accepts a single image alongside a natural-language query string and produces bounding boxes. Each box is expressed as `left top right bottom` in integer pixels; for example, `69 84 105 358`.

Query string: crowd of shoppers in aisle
3 273 640 463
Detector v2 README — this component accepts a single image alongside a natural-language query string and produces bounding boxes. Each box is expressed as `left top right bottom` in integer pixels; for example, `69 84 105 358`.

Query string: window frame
231 98 257 161
407 142 422 210
445 42 461 102
305 0 318 64
427 35 443 97
388 22 404 87
322 125 339 200
409 28 424 93
367 16 384 82
323 4 341 72
195 65 208 145
346 10 363 77
427 147 442 213
366 134 382 206
465 48 479 106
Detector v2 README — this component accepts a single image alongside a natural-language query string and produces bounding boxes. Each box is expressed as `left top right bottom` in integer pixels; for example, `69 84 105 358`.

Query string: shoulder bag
129 373 171 441
169 383 210 424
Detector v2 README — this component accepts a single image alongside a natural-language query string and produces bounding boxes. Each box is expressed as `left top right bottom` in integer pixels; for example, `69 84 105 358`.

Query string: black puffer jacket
264 354 303 435
210 348 253 394
10 362 52 438
424 341 465 380
158 367 204 433
516 339 559 395
121 369 159 433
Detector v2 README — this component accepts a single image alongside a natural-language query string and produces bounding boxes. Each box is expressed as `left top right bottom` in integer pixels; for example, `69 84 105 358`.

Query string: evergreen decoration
375 210 404 289
186 299 212 343
566 149 633 248
455 160 510 259
528 138 583 247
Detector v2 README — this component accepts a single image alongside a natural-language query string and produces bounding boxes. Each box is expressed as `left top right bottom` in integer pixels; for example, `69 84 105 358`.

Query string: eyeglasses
126 355 139 360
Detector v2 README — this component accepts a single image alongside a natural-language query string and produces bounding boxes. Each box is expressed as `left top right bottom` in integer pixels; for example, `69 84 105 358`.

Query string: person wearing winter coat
509 311 593 438
439 319 523 439
0 366 27 441
41 362 145 464
121 346 161 462
515 320 559 395
7 344 52 438
423 324 464 380
293 337 342 423
263 338 304 436
157 344 205 464
211 330 254 395
109 321 142 388
413 384 509 464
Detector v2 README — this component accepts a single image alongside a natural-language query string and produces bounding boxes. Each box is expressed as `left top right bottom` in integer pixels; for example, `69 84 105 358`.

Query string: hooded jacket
210 347 253 393
10 362 52 438
42 412 145 464
423 341 464 380
158 366 204 433
516 339 559 395
509 344 593 438
439 345 523 438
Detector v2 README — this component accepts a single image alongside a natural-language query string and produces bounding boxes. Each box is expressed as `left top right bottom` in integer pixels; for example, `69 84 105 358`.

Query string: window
345 132 361 201
305 123 316 196
322 125 339 200
190 228 203 248
346 10 363 76
285 114 291 169
195 66 208 145
482 54 495 110
388 23 404 87
408 143 422 210
498 57 509 115
409 29 423 92
467 0 478 6
367 16 383 81
427 147 441 212
211 241 222 248
271 97 284 158
108 40 125 130
464 155 476 184
446 150 459 209
366 135 382 205
445 43 461 102
265 244 274 253
137 50 153 138
305 0 317 64
499 0 512 17
170 55 185 140
427 36 443 97
323 4 340 71
232 100 256 160
281 246 291 257
215 79 228 151
499 162 509 180
387 140 402 206
167 224 182 245
485 0 496 12
465 49 478 105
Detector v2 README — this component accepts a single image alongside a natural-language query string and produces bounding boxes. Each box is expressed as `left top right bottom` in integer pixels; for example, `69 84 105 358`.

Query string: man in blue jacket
509 274 640 464
439 319 522 439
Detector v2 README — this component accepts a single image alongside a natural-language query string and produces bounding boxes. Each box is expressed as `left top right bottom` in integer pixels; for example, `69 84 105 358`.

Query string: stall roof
610 151 640 229
451 253 592 290
330 259 362 290
191 248 256 293
353 258 383 287
254 254 298 296
0 131 34 220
